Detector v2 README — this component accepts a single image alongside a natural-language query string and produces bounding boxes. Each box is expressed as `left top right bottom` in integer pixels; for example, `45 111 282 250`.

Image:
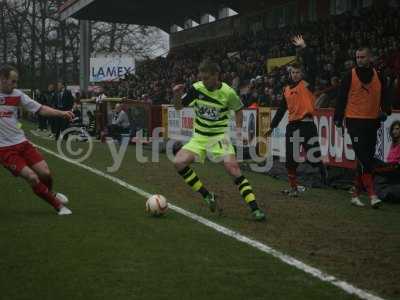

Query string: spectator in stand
231 72 240 92
315 76 340 108
98 4 400 114
374 120 400 202
387 120 400 164
255 75 265 97
242 79 259 108
142 94 152 104
258 87 271 107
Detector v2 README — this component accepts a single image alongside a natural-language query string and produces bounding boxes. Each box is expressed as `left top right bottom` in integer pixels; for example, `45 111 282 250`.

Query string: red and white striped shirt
0 89 42 147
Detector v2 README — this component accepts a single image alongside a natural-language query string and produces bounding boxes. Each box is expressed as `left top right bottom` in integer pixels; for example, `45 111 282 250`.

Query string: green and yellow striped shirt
182 81 243 136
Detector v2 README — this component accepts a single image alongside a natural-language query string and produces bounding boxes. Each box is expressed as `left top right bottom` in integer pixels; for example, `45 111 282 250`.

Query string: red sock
353 175 363 197
41 176 53 191
32 182 62 210
287 167 298 189
361 173 376 197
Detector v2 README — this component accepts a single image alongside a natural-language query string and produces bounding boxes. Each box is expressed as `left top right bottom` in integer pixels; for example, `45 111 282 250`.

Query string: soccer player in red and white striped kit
0 65 74 215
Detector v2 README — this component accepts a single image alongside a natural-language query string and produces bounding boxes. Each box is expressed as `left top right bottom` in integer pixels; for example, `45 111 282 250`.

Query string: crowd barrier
163 106 400 169
78 99 400 169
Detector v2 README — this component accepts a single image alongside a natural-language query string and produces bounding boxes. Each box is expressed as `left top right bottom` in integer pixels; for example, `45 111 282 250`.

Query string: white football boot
55 193 72 215
350 197 365 207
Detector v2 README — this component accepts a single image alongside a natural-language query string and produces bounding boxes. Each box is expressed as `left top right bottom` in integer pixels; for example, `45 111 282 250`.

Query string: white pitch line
34 143 386 300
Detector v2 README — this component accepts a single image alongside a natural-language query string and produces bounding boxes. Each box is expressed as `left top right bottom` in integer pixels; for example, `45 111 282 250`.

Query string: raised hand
291 35 306 48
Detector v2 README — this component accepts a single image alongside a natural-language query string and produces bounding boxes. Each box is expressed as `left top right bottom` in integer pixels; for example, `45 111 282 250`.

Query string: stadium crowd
99 5 400 109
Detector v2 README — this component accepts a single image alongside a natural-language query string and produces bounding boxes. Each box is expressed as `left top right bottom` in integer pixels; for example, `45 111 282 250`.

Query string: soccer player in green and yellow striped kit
172 60 266 221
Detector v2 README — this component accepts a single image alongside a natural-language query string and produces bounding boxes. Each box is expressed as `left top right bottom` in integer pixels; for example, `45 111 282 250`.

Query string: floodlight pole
80 20 90 95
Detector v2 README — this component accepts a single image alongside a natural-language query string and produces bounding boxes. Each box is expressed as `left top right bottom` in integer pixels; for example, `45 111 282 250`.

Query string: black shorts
285 121 322 168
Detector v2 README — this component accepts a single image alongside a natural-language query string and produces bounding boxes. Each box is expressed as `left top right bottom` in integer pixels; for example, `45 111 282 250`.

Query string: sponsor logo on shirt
0 96 20 106
0 111 13 118
197 105 222 121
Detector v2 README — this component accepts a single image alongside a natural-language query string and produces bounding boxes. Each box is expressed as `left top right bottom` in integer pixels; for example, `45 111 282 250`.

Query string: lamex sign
92 66 133 80
90 54 135 82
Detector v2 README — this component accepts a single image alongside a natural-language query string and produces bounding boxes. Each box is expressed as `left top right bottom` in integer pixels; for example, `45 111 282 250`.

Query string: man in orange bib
334 47 392 208
267 35 328 197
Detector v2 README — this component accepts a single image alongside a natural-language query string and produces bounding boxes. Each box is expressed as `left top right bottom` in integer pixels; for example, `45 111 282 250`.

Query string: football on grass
146 195 168 216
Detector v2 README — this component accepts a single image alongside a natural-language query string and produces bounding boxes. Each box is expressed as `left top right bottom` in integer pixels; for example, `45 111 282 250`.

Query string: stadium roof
60 0 265 31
